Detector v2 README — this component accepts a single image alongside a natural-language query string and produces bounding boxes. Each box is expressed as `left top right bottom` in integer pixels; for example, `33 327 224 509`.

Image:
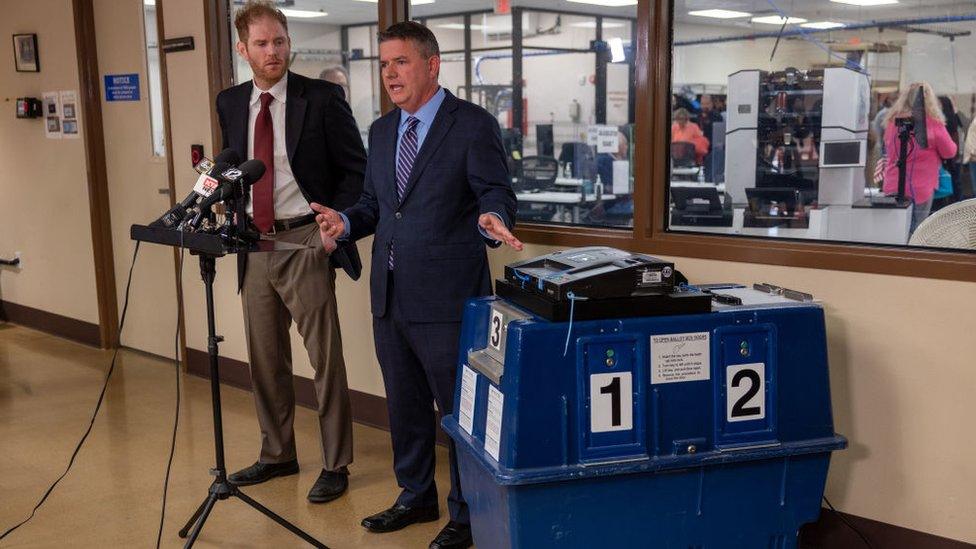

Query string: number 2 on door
726 363 765 422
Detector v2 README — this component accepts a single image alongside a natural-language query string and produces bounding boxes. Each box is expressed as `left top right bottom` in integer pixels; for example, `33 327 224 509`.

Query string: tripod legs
176 481 328 548
181 493 218 548
235 490 328 549
178 497 210 538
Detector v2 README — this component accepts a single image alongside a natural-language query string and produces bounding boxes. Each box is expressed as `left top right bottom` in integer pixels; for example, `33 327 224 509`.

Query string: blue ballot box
442 278 846 549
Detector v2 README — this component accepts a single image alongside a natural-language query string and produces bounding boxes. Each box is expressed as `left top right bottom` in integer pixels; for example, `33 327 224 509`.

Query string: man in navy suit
312 21 520 549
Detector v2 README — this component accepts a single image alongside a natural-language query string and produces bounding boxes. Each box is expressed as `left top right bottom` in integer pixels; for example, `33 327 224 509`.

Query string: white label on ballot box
651 332 710 384
459 365 477 435
641 270 662 285
590 372 633 432
726 363 765 422
485 384 504 461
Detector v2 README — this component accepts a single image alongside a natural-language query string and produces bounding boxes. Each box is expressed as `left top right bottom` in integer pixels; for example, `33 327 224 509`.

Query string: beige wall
0 0 99 324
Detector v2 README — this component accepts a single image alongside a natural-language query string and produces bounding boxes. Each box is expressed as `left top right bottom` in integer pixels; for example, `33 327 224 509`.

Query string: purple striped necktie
390 116 420 270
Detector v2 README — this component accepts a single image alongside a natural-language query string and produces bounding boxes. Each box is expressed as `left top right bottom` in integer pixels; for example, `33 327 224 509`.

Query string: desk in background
516 191 618 224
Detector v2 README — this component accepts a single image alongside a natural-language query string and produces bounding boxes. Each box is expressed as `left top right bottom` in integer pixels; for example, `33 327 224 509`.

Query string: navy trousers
372 277 468 524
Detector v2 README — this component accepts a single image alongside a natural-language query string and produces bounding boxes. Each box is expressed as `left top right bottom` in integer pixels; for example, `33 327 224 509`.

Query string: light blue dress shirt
395 86 445 164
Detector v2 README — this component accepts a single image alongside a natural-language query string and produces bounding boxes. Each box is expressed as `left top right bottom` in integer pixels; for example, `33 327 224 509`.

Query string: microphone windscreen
238 159 266 185
209 162 231 175
214 148 240 166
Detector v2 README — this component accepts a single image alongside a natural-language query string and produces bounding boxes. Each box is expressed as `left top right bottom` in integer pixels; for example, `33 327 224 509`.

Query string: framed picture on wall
13 33 39 72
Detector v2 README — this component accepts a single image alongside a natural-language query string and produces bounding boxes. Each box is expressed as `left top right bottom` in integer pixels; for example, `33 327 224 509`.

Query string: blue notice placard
104 73 140 101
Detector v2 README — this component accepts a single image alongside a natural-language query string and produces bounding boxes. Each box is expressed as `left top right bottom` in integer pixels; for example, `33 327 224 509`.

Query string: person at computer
671 108 709 166
880 82 957 232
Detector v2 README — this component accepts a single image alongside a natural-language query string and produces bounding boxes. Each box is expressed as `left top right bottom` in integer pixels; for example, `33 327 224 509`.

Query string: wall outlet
14 251 22 269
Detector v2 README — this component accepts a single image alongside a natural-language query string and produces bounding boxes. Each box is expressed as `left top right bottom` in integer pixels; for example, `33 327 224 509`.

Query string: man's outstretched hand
311 202 344 253
479 213 523 251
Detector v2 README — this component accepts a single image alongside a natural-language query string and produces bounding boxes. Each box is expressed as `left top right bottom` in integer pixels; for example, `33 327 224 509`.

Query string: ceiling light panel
751 15 808 25
688 9 752 19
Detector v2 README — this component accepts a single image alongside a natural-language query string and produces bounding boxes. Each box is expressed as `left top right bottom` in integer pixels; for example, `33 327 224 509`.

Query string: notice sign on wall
651 332 711 384
104 73 140 101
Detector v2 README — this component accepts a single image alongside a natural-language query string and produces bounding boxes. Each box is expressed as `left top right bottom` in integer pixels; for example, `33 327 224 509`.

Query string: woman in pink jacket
882 81 958 231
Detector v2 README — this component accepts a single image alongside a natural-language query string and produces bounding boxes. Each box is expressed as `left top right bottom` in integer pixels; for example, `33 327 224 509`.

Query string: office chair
518 156 559 192
670 141 698 168
515 156 560 223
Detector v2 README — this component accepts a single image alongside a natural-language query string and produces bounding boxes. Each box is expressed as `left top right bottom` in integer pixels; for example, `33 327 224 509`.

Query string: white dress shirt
245 73 312 219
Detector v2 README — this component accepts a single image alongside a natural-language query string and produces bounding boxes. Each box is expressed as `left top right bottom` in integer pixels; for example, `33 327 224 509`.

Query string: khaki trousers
241 223 352 471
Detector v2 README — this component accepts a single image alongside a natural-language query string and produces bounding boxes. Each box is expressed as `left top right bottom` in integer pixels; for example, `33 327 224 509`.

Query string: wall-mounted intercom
16 97 43 119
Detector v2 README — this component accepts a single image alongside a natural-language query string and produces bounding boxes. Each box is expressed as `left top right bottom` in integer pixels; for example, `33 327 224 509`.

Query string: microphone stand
177 249 326 548
132 193 328 549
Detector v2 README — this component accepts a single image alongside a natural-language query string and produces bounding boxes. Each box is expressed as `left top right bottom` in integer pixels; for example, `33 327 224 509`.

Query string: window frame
521 0 976 283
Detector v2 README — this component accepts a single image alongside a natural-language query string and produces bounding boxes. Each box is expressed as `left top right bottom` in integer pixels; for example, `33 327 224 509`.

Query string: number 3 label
726 363 765 422
489 309 504 351
590 373 633 433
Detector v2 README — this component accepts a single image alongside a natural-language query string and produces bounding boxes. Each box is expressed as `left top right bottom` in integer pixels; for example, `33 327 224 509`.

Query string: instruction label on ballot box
459 365 477 435
485 385 504 461
651 332 710 384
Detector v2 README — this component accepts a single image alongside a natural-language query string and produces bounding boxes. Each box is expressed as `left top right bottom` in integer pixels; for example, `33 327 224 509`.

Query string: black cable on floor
155 244 185 549
0 242 141 542
823 496 873 548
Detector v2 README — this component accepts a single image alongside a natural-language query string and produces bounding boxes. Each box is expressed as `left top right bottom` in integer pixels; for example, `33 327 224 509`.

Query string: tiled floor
0 323 451 548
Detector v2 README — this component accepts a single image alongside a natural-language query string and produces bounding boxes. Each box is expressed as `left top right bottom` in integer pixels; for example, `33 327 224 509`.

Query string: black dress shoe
429 521 473 549
361 503 440 533
228 460 299 486
307 469 348 503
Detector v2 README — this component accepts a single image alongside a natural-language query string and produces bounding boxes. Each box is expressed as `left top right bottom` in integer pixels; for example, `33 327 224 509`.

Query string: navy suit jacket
216 71 366 285
343 89 517 323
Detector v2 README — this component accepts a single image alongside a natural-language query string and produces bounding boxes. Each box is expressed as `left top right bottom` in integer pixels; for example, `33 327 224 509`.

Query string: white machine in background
818 68 870 206
722 67 912 245
724 69 760 206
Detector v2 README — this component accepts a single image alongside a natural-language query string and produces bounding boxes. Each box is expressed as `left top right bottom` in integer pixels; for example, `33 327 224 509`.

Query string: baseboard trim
799 507 974 549
0 300 101 347
183 348 972 549
184 348 445 445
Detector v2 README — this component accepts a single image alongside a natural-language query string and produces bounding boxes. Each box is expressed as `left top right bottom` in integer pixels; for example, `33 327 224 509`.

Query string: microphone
152 150 241 229
185 159 265 231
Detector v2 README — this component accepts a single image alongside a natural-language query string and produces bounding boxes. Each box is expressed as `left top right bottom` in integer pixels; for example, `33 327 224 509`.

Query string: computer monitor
745 187 800 217
559 142 596 180
670 186 723 213
536 124 554 157
819 140 866 168
670 186 732 227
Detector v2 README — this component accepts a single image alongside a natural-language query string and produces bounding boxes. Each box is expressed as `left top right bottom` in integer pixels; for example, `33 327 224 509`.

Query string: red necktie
252 92 275 233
